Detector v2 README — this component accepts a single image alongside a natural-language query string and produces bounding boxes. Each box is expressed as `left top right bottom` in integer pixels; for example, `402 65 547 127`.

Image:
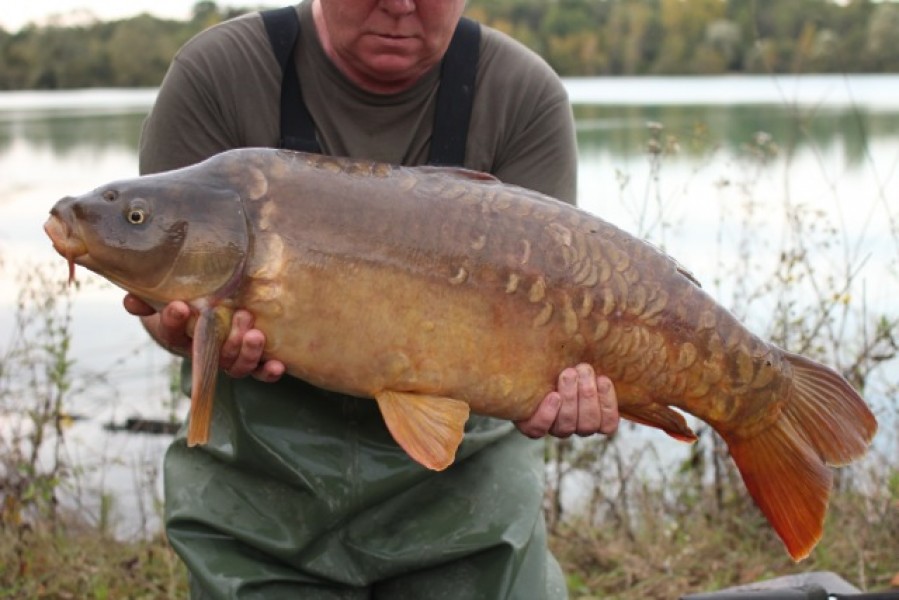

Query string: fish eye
124 198 150 225
127 208 146 225
103 190 118 202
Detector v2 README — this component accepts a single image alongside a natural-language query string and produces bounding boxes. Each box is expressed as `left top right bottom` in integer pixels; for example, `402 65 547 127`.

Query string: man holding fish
127 1 619 597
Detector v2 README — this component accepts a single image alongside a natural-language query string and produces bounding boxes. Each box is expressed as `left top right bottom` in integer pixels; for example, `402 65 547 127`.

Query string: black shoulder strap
261 8 480 164
428 17 481 167
260 6 322 153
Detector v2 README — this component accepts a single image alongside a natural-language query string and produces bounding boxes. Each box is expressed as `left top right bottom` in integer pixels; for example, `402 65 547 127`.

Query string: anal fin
620 403 698 443
375 391 470 471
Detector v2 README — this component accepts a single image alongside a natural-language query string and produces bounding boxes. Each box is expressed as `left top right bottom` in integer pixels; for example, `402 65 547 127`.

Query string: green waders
165 366 568 599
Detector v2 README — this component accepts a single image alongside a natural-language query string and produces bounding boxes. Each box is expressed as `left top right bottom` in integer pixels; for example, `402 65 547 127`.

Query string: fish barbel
44 148 877 561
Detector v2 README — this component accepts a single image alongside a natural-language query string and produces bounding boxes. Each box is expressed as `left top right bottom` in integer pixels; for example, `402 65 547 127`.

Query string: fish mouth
44 214 88 284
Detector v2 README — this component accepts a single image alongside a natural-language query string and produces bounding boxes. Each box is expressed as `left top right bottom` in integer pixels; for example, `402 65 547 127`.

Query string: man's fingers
125 297 284 384
251 359 287 383
220 310 254 367
123 293 155 316
160 301 191 328
223 315 265 378
157 301 192 349
574 364 602 436
549 367 579 438
596 375 620 435
515 392 561 439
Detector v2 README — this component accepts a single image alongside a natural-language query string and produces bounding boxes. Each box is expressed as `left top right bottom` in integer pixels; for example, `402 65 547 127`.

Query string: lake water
1 76 896 537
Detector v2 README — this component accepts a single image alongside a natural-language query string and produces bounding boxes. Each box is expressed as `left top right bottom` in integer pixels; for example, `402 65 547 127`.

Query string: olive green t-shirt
139 1 578 204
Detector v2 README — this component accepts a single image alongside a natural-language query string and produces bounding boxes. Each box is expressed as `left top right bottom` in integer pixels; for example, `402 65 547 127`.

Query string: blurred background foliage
3 0 899 90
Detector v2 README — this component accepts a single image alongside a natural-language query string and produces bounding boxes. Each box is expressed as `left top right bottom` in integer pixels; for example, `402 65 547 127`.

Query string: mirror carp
44 148 877 561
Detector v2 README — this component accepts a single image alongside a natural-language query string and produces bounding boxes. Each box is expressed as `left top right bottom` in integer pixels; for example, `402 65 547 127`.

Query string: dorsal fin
412 166 500 184
676 262 703 288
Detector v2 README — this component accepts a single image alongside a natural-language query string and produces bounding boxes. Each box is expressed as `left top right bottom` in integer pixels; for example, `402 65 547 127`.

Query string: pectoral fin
620 403 698 443
375 391 470 471
187 306 232 447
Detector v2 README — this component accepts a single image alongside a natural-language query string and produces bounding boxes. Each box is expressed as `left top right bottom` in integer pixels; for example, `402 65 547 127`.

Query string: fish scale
45 147 877 562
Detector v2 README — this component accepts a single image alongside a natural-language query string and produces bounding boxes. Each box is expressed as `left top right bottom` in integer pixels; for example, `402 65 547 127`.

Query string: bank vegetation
3 0 899 90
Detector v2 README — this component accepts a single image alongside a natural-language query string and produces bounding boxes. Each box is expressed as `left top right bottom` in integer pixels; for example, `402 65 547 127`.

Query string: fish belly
246 254 574 420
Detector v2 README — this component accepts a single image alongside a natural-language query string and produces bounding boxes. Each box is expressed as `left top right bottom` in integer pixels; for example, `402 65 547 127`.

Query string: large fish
44 148 876 561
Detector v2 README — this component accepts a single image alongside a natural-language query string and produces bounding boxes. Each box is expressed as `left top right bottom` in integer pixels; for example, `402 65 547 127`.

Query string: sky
0 0 283 32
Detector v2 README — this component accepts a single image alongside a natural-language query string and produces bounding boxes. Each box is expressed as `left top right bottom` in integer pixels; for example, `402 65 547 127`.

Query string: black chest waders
260 6 480 166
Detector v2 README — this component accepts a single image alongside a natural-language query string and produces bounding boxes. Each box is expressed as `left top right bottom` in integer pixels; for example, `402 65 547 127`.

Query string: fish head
44 171 250 306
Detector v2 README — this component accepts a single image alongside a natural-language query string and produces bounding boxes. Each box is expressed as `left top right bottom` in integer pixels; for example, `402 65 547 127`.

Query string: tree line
2 0 899 90
468 0 899 75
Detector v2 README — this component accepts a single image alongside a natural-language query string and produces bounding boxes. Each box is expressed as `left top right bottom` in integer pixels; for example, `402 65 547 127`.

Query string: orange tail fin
721 351 877 561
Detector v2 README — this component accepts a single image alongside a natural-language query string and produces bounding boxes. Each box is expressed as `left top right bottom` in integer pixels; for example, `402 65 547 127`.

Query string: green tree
866 2 899 71
603 0 660 75
653 0 726 74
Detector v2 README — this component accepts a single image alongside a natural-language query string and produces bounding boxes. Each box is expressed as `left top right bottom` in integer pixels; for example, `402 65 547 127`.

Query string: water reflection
3 91 899 168
574 103 899 169
0 111 145 157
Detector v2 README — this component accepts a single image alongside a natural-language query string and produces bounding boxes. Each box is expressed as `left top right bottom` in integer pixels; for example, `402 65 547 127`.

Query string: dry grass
550 457 899 598
2 471 892 599
0 518 187 599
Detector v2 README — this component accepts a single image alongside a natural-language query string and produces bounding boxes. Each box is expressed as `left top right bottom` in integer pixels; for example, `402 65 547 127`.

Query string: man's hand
123 295 286 382
515 364 619 439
